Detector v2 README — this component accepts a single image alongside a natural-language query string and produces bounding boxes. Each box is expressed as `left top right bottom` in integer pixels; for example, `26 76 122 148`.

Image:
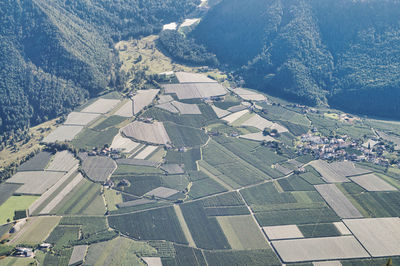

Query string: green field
0 196 38 225
164 122 209 148
43 248 73 266
72 127 119 150
162 244 207 266
277 175 315 191
108 206 188 244
297 223 341 238
51 179 106 215
201 192 246 207
180 201 230 250
104 189 123 211
11 216 61 245
0 257 36 266
204 249 280 266
165 148 201 171
46 225 80 249
85 237 156 266
216 215 267 250
189 177 228 199
92 115 127 130
113 165 163 176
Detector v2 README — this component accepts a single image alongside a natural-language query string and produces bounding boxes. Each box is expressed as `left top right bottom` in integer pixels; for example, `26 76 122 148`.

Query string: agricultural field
114 100 134 117
0 195 36 224
108 207 188 244
272 236 369 263
163 83 227 100
314 184 363 219
46 150 78 172
81 98 121 114
9 216 61 245
85 237 156 265
122 121 170 145
17 151 53 171
175 71 217 83
0 183 21 206
92 115 127 131
204 249 280 266
82 156 117 183
64 112 101 126
164 122 208 148
43 125 84 143
132 89 159 114
110 132 140 153
216 215 267 250
71 127 119 150
6 171 65 195
231 88 266 101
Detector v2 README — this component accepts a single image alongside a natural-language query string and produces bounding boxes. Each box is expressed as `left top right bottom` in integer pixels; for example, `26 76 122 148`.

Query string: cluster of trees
0 0 199 141
158 30 218 66
192 0 400 119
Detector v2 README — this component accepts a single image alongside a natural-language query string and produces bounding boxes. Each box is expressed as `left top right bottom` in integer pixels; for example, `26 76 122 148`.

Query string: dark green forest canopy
192 0 400 119
0 0 199 140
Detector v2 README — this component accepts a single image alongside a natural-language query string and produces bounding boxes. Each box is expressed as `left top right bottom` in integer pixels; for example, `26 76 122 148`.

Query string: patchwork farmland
1 63 400 266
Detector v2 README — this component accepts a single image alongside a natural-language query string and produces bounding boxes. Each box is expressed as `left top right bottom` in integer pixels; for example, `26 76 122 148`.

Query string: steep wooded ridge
192 0 400 119
0 0 199 143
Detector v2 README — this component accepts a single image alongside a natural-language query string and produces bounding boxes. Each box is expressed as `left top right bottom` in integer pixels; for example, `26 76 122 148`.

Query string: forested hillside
192 0 400 119
0 0 199 143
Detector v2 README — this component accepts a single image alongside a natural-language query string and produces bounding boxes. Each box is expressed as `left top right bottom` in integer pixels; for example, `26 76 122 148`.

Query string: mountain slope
192 0 400 118
0 0 199 143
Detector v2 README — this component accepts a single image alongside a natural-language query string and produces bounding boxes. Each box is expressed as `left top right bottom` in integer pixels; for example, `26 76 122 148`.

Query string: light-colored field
114 100 134 117
122 121 170 145
85 237 156 266
10 216 61 245
217 215 268 250
39 173 84 214
81 98 121 114
175 71 216 83
241 114 273 130
158 95 174 104
28 167 78 214
156 102 179 113
171 101 201 114
46 151 78 172
232 88 266 101
222 109 249 124
179 18 200 28
239 132 276 142
274 164 293 175
174 205 196 247
133 89 159 114
163 22 177 30
110 132 140 153
64 112 101 126
104 189 123 211
82 156 117 183
7 171 65 195
263 225 304 240
134 146 159 160
142 257 162 266
227 105 247 113
116 158 158 167
272 236 369 262
350 173 397 191
211 105 230 118
0 196 38 225
69 245 88 266
42 125 84 143
163 83 227 99
333 222 351 235
315 184 363 219
343 217 400 257
146 187 180 198
309 160 349 183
